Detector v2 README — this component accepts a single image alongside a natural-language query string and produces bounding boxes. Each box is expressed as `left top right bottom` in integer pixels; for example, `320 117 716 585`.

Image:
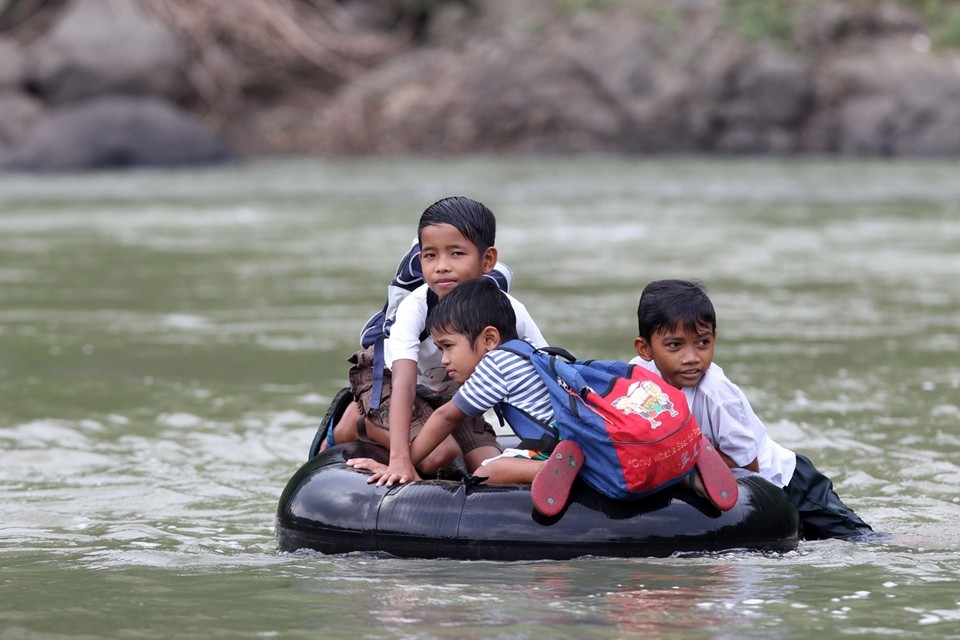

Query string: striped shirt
452 346 553 426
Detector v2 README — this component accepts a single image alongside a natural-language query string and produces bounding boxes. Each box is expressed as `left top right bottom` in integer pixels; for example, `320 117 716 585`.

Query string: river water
1 157 958 639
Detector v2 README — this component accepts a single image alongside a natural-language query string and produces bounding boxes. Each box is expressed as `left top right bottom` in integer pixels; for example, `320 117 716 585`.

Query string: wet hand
346 458 420 486
346 457 387 475
373 461 422 487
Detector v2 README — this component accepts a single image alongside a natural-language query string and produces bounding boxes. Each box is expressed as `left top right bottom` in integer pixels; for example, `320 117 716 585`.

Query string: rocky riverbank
2 0 960 171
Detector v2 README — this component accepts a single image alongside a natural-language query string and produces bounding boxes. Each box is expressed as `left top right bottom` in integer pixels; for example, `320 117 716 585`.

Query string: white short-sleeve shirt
386 284 547 399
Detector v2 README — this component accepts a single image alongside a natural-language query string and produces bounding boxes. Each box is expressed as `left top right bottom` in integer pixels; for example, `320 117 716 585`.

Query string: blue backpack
358 242 512 410
496 339 703 501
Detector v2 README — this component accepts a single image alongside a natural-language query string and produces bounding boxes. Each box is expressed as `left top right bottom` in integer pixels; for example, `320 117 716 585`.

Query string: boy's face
432 328 496 384
634 322 716 389
420 223 497 299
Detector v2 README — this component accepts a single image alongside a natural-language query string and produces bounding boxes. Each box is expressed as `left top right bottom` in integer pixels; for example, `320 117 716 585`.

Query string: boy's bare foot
531 440 584 517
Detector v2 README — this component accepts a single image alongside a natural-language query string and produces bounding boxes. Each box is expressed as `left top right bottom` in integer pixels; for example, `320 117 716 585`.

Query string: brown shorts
348 345 500 454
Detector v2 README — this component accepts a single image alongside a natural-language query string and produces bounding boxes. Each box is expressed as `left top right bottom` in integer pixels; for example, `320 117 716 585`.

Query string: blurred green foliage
5 0 960 52
914 0 960 47
724 0 809 46
555 0 619 11
546 0 960 51
723 0 960 50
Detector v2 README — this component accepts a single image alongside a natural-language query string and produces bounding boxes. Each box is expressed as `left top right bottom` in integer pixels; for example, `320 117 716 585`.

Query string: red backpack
497 340 702 500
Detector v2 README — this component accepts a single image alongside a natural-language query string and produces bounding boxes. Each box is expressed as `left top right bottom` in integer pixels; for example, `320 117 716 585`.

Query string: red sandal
692 436 738 511
531 440 584 517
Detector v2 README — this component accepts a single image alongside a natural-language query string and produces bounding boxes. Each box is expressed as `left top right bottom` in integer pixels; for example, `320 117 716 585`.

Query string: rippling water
1 158 958 639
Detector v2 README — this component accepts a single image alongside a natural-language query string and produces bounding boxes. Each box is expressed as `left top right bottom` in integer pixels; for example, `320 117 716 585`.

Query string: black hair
636 279 717 341
417 196 496 253
427 277 518 343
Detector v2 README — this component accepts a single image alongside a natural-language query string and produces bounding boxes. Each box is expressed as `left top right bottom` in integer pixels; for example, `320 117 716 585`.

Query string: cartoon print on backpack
610 379 679 429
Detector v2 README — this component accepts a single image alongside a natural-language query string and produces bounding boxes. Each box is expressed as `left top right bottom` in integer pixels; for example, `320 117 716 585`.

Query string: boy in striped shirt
395 276 583 516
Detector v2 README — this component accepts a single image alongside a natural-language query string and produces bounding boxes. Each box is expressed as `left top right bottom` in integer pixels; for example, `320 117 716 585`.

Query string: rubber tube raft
276 440 800 561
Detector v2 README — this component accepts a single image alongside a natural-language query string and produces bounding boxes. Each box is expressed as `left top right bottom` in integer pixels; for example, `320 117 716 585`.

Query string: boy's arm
409 400 467 465
379 358 419 485
719 449 759 472
699 379 764 472
349 394 471 485
350 369 467 486
365 287 430 485
408 354 503 470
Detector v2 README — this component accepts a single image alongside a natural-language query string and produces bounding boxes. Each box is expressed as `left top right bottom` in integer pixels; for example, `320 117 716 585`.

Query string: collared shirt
387 284 546 399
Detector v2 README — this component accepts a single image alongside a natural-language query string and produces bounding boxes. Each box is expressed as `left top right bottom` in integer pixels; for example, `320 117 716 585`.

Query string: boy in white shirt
631 279 874 540
335 197 547 486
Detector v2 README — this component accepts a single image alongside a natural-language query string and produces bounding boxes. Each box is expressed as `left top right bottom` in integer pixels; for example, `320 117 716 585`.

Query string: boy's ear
634 337 653 361
479 326 501 352
481 246 498 273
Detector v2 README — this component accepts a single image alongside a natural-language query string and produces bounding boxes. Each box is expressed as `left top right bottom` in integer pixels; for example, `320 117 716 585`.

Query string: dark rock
0 38 25 89
796 1 924 48
21 0 188 104
691 44 812 153
3 0 960 158
1 96 232 172
808 40 960 156
0 91 45 146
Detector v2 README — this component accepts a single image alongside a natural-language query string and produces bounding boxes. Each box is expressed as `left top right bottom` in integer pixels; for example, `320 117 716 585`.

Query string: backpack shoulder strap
417 288 440 343
500 341 597 423
367 336 387 411
492 339 566 451
368 288 437 411
497 338 537 358
500 339 577 362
